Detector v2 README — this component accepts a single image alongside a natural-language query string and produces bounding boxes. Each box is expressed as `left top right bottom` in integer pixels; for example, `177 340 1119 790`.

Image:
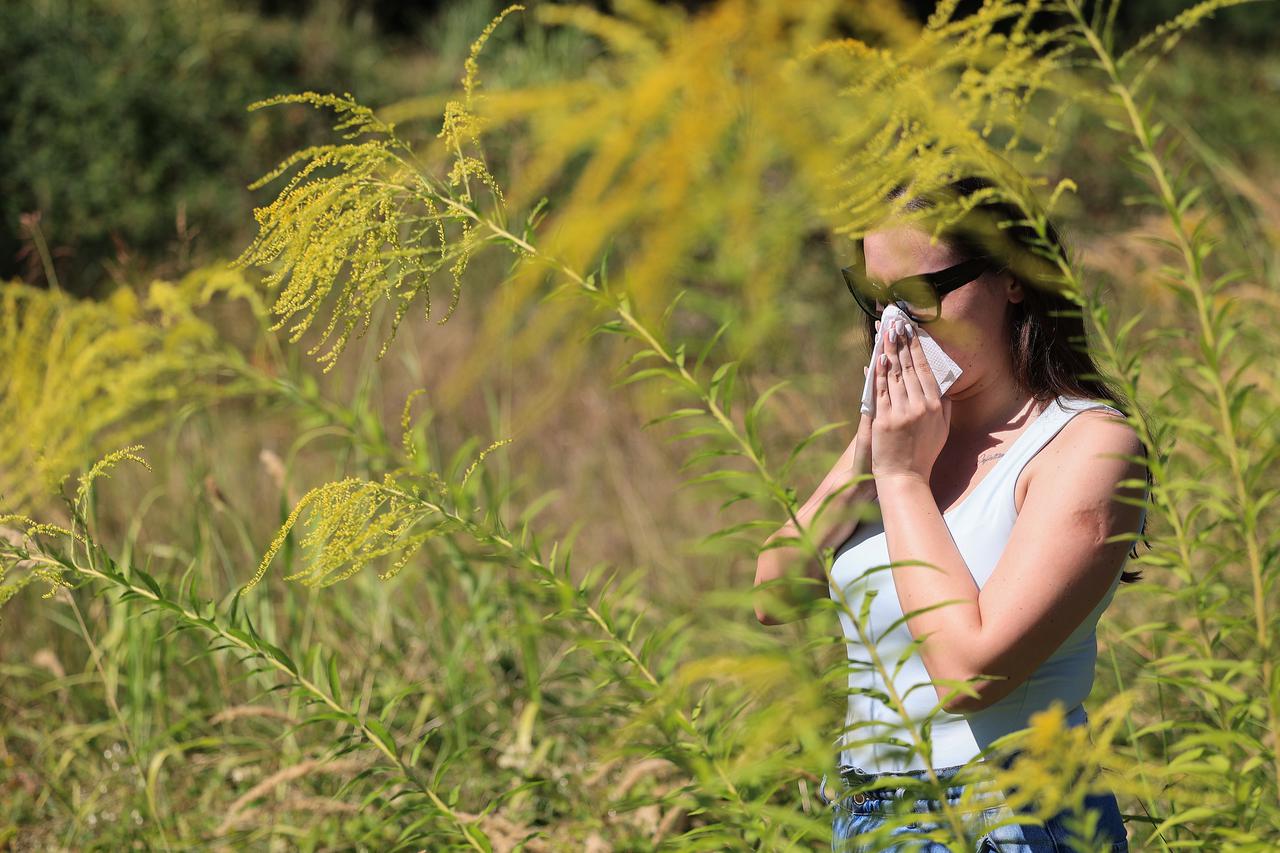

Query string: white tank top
828 394 1147 773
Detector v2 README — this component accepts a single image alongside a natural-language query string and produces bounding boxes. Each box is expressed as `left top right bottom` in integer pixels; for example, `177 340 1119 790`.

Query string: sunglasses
840 238 997 324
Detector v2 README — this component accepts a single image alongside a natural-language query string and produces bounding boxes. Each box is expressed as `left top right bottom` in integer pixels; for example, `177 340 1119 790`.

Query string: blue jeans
817 762 1130 852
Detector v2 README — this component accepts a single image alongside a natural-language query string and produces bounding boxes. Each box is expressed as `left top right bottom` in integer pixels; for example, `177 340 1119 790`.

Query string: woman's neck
946 375 1041 441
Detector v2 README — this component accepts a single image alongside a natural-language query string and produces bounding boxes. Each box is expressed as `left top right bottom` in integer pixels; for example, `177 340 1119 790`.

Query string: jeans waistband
831 750 1022 804
835 763 967 802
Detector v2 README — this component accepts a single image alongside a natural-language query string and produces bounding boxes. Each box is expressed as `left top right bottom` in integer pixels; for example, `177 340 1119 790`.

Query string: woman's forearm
754 437 877 624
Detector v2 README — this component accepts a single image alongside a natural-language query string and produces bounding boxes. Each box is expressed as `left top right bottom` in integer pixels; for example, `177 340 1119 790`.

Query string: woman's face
862 223 1021 394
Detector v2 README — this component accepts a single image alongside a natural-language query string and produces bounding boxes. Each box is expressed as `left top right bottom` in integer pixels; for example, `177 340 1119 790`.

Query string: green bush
0 0 392 297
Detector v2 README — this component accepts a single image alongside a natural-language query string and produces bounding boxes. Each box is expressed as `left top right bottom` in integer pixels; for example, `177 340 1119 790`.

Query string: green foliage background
1 0 1279 850
0 0 594 297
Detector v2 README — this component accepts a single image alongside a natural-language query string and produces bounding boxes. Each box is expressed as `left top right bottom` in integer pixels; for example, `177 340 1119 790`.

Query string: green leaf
1176 185 1203 215
612 366 675 388
694 320 732 376
586 318 626 339
328 654 343 704
365 718 398 757
642 408 706 430
782 420 851 477
744 379 790 456
133 568 163 598
708 361 739 408
262 641 296 673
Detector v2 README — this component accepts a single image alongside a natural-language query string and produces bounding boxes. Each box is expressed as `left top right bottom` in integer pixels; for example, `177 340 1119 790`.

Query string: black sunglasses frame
840 238 998 324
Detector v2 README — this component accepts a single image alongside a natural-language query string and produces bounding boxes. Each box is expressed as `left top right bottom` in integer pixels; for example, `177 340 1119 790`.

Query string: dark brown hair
866 176 1152 582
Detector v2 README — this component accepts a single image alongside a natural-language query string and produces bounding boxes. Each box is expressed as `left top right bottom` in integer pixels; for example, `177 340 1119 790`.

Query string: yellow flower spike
1026 700 1068 754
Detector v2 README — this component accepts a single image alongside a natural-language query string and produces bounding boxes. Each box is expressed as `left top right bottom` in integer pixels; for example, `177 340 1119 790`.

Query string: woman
753 176 1152 852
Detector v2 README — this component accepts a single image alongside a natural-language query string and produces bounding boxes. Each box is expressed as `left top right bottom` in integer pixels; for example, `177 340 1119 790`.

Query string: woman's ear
1005 273 1024 304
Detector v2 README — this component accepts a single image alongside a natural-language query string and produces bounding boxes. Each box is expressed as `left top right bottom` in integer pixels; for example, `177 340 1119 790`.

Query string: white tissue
860 303 962 417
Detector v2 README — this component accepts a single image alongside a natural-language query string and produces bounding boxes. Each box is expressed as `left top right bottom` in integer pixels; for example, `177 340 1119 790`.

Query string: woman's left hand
871 316 952 483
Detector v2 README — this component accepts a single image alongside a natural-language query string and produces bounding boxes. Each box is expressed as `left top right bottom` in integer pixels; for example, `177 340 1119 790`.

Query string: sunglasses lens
894 277 939 318
844 269 884 313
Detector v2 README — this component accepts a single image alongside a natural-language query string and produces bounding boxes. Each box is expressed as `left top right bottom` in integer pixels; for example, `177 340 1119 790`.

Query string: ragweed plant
0 265 264 516
241 394 782 843
1057 1 1280 847
231 0 1095 408
5 0 1279 849
0 451 501 850
227 0 1278 849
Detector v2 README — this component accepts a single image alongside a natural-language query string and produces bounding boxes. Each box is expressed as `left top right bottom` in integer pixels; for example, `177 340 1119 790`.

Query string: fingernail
880 353 889 366
905 324 915 340
888 328 897 343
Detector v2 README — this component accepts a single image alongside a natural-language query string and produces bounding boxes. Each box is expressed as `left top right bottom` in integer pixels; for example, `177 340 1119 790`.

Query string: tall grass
2 0 1277 849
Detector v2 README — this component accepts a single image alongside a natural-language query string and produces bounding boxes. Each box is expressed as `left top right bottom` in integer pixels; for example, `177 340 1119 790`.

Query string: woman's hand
871 315 952 483
845 320 879 499
847 391 876 498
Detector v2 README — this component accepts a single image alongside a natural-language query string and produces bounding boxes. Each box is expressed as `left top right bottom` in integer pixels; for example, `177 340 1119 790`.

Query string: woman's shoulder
1020 398 1145 504
1049 396 1140 447
1046 395 1131 431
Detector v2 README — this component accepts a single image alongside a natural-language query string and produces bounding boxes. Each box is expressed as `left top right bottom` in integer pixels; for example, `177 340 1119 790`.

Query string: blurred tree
891 0 1276 47
0 0 391 297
